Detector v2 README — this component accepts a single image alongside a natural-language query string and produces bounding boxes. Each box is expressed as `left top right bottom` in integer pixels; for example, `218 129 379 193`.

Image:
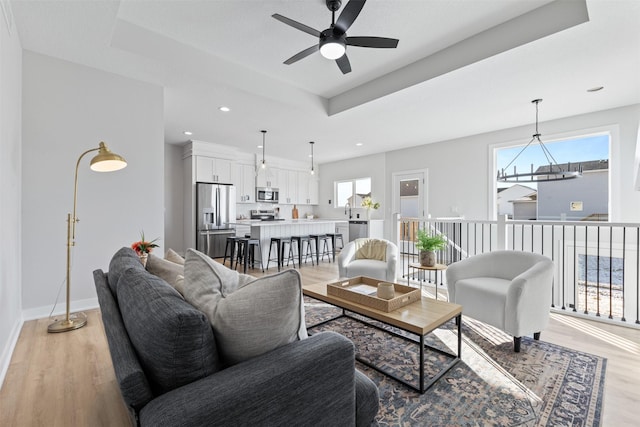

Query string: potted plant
415 229 447 267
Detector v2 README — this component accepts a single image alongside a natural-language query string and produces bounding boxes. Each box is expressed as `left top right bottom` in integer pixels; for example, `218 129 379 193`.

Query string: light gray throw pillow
165 248 185 265
146 253 184 294
182 248 307 366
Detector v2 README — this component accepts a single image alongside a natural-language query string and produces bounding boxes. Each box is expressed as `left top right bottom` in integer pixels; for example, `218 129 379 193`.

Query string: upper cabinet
278 168 298 204
184 140 318 206
235 162 256 203
298 171 319 205
195 156 233 183
256 167 278 188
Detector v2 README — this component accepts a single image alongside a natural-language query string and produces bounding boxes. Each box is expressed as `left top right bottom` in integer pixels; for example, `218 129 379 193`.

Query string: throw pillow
165 248 185 265
146 253 184 294
117 267 219 395
107 247 145 295
355 239 387 261
212 270 308 365
182 249 242 319
182 248 307 366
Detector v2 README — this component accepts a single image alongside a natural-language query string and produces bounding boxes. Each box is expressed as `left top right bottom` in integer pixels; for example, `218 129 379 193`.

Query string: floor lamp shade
47 141 127 333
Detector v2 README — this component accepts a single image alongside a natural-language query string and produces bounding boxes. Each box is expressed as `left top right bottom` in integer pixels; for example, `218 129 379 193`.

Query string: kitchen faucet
345 202 352 219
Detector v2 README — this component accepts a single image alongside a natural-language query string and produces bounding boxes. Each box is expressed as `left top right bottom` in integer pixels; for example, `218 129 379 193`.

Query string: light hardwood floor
1 261 639 426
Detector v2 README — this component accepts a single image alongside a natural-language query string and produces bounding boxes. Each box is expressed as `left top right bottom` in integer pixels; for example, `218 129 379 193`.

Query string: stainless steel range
250 209 284 221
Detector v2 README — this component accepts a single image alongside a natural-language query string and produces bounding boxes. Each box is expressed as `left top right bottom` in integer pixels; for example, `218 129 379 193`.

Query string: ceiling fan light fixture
320 31 346 59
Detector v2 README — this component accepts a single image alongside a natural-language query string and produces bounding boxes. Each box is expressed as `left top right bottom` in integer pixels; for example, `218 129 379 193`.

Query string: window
495 133 609 221
335 177 372 208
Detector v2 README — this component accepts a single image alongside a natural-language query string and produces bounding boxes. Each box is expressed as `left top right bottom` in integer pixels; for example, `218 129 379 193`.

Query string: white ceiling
10 0 640 164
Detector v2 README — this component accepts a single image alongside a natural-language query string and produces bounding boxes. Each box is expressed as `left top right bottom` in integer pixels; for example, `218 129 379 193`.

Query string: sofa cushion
183 248 307 366
107 247 145 295
146 253 184 293
116 267 219 396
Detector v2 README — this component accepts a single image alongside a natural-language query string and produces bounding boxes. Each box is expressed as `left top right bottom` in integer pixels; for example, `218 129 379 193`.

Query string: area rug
304 299 607 427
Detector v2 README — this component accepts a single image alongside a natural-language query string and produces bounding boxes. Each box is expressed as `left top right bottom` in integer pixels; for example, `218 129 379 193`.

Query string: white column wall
21 52 164 317
0 4 23 386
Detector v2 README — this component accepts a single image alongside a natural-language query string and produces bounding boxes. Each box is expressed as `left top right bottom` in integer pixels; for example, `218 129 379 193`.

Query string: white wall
21 52 164 317
164 143 184 253
315 152 386 219
0 2 23 387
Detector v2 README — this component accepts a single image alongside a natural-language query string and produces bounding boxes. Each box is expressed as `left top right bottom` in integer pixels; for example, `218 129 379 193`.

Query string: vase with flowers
361 196 380 220
131 231 159 267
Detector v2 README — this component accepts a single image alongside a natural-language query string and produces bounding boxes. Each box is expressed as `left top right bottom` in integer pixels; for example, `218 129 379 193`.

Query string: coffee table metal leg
420 334 425 393
457 314 462 356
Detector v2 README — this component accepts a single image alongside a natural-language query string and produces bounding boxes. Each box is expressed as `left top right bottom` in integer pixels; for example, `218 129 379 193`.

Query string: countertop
229 219 349 226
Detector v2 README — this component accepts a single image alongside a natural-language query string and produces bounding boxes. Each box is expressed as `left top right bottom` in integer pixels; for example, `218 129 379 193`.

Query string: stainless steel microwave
256 187 279 203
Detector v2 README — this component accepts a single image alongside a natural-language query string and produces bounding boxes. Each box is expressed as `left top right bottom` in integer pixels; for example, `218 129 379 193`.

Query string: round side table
408 263 447 300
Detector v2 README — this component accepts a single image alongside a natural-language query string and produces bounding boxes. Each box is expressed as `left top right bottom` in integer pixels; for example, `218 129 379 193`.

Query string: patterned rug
304 299 606 427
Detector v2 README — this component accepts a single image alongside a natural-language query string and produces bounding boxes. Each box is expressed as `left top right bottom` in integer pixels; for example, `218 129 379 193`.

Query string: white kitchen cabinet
196 156 233 183
235 163 256 203
297 171 319 205
256 167 278 188
335 222 349 247
278 168 298 204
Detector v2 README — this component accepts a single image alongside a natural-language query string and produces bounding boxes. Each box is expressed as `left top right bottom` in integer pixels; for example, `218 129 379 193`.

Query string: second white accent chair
446 250 554 352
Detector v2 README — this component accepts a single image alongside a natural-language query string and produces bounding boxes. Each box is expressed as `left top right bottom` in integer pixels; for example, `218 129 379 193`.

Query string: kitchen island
228 219 347 269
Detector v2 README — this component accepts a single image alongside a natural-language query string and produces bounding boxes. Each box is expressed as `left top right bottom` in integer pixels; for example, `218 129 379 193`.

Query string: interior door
392 170 427 249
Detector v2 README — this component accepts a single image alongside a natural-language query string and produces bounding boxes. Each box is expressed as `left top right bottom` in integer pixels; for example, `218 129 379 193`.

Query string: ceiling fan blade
284 45 319 65
346 36 399 49
335 0 366 34
336 54 352 74
272 14 321 38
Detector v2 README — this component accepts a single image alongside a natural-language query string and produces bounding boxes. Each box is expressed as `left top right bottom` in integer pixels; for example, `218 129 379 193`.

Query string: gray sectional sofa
94 247 379 426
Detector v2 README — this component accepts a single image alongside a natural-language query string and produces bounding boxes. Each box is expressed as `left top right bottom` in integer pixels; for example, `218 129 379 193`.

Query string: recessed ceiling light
257 145 263 149
183 131 193 136
587 86 604 92
356 143 363 146
219 106 231 112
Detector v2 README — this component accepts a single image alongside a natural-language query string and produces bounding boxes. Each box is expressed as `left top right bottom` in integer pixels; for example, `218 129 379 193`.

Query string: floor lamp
48 141 127 333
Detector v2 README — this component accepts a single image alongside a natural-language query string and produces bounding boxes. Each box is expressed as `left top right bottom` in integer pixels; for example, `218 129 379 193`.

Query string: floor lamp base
47 312 88 333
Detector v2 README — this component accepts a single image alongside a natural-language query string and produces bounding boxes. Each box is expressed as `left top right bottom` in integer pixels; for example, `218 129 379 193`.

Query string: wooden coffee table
303 280 462 393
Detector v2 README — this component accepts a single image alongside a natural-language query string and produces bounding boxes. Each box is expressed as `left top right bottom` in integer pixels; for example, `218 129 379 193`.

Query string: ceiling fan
272 0 399 74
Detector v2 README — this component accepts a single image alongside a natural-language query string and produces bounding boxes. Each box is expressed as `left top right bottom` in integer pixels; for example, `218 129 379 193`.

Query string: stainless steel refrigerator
196 182 236 258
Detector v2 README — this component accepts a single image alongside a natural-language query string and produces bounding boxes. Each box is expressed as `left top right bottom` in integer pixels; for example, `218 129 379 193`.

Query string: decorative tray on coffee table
326 276 421 312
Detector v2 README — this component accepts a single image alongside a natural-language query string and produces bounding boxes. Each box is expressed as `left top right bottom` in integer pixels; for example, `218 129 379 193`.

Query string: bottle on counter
292 205 299 219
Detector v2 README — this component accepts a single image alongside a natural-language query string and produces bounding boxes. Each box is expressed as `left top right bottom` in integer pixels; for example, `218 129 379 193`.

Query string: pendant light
309 141 315 175
261 130 267 169
497 99 582 183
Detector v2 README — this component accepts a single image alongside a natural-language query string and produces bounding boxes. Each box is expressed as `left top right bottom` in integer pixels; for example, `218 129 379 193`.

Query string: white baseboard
0 315 24 389
22 297 100 322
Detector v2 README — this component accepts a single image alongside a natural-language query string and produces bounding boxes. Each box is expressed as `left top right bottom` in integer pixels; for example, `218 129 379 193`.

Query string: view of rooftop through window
496 134 610 221
497 134 610 189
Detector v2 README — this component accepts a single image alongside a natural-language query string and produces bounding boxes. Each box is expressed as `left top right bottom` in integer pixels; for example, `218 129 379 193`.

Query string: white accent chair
338 238 398 283
446 250 554 352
